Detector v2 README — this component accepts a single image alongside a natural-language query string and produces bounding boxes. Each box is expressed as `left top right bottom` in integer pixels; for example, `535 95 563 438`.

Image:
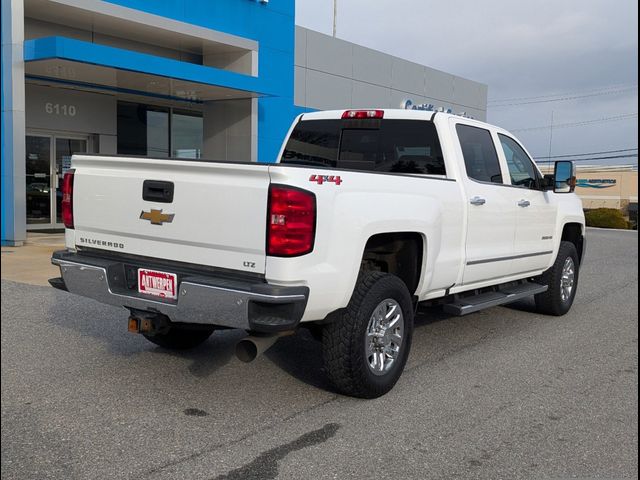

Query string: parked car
50 109 585 398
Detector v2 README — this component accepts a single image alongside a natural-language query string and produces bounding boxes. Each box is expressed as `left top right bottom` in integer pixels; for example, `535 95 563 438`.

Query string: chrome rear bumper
51 250 308 332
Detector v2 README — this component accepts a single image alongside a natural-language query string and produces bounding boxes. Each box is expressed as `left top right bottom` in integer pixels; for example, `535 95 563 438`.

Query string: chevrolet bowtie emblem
139 209 175 225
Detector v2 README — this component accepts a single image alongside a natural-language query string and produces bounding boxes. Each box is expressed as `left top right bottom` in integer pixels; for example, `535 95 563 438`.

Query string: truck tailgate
70 155 270 274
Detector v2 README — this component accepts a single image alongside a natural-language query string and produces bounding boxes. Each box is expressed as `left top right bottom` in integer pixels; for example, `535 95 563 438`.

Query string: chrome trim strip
77 228 264 255
467 250 554 266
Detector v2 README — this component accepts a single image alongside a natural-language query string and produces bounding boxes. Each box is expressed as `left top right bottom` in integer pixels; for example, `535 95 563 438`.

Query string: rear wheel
535 241 579 316
322 272 414 398
143 324 215 350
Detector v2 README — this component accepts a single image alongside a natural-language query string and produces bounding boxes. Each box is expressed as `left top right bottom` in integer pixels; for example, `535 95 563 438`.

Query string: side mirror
553 161 576 193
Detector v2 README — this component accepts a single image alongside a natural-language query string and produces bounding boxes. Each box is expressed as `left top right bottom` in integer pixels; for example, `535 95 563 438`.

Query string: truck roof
299 108 489 126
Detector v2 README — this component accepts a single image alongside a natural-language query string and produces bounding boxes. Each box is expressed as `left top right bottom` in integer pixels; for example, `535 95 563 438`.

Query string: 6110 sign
45 102 77 117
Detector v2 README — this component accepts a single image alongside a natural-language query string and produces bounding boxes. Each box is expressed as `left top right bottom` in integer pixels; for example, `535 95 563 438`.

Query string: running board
443 282 548 316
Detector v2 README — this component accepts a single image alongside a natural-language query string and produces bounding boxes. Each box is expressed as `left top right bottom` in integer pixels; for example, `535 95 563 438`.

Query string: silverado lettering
79 238 125 249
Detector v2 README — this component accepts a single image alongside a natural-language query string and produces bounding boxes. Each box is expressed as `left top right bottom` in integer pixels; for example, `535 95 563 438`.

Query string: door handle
470 196 486 206
518 200 531 208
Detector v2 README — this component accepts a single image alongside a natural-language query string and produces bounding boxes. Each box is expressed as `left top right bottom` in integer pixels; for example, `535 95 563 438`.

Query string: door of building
26 133 89 229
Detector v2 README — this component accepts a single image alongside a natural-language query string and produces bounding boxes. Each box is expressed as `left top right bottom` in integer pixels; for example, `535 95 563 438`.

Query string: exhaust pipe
235 332 290 363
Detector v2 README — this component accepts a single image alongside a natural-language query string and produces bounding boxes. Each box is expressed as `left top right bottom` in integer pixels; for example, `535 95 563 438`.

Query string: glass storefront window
118 102 151 156
117 102 202 159
25 136 52 225
25 135 87 227
172 111 203 159
146 109 169 157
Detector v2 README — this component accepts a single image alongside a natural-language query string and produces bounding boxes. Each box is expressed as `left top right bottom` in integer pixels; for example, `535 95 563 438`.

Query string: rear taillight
342 109 384 119
61 169 75 229
267 185 316 257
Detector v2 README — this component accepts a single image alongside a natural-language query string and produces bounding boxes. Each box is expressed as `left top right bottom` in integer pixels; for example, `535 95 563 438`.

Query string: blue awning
24 37 273 102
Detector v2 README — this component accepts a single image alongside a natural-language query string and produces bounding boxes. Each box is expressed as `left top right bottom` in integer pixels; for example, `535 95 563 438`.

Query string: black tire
535 241 580 316
143 324 215 350
305 323 324 343
322 272 414 398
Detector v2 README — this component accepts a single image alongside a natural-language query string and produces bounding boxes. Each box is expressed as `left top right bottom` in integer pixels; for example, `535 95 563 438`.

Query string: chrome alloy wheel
365 298 404 376
560 257 575 302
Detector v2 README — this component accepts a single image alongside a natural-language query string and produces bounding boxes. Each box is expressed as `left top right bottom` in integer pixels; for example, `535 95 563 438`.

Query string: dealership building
540 164 638 212
1 0 488 245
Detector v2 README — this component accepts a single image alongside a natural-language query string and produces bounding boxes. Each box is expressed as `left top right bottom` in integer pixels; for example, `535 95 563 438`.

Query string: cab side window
498 134 539 189
456 124 503 184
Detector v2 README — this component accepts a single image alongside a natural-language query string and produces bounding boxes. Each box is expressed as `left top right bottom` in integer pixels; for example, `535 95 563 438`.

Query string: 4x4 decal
309 174 342 185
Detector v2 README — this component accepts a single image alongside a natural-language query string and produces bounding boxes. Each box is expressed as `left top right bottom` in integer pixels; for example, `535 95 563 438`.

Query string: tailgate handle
143 180 174 203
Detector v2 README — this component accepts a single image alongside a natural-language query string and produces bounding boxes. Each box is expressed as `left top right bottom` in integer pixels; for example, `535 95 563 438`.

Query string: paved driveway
1 228 637 479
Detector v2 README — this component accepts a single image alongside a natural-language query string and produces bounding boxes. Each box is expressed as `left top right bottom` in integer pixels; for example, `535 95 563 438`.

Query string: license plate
138 268 178 300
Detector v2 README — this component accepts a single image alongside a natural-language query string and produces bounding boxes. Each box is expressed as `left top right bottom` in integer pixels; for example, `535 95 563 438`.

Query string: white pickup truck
51 108 585 398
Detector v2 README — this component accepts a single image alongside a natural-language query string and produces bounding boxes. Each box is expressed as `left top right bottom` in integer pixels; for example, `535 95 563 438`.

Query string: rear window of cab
281 119 446 175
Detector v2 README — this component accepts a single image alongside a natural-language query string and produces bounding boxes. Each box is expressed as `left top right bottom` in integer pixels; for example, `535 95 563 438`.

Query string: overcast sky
296 0 638 166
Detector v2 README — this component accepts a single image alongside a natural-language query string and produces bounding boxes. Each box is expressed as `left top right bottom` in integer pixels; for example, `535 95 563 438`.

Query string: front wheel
143 324 215 350
535 241 580 316
322 272 414 398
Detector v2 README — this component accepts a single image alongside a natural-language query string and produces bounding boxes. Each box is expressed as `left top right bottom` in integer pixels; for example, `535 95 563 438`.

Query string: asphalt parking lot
1 228 638 480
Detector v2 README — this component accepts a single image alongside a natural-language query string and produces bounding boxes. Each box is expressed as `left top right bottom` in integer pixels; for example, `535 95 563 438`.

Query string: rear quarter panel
266 165 464 321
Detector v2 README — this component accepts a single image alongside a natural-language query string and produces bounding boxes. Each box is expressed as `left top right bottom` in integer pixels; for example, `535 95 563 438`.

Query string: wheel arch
561 222 585 266
359 232 424 295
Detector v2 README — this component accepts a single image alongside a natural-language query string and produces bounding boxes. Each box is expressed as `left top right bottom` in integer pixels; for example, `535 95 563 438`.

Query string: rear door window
281 119 446 175
456 124 503 184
